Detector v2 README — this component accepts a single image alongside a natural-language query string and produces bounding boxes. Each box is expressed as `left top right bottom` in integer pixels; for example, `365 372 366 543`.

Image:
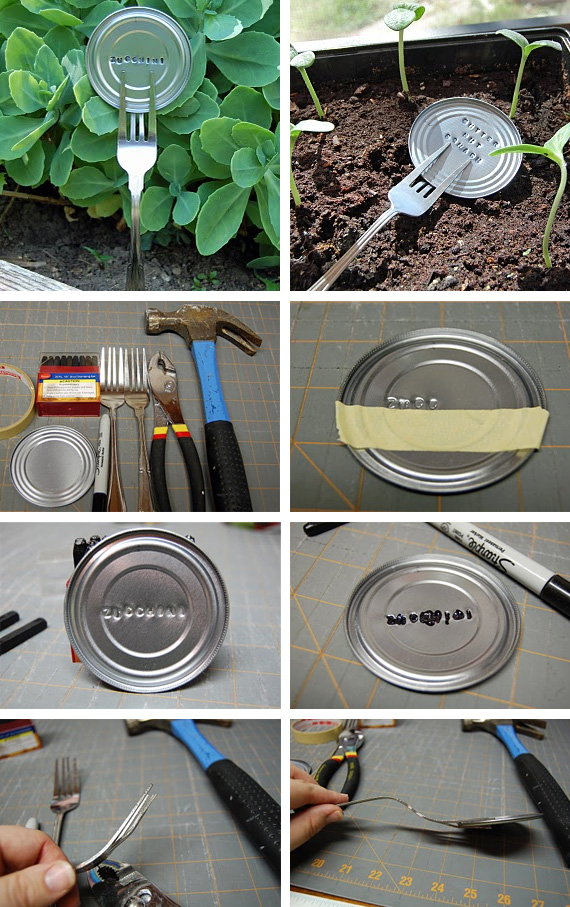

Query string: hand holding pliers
314 725 364 801
88 859 181 907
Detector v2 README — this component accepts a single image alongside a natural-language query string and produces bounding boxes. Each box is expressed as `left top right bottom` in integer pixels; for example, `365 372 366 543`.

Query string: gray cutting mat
0 718 280 907
290 719 570 907
290 299 570 512
0 298 279 511
0 522 280 709
290 522 570 708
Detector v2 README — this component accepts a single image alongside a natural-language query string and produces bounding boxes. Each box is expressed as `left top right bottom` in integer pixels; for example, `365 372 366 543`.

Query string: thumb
0 860 76 907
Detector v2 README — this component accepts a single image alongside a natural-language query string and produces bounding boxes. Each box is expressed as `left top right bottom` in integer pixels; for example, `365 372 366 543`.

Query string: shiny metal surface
409 97 522 198
341 795 542 827
86 7 192 112
64 529 228 693
10 426 96 507
338 328 546 494
345 554 520 692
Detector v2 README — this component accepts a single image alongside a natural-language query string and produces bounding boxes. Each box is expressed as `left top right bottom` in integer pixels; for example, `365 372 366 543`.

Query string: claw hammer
463 719 570 865
145 305 262 511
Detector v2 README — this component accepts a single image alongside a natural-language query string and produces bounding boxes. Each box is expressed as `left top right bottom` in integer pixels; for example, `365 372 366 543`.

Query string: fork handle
52 812 64 846
126 184 144 291
107 409 126 512
309 204 399 291
135 411 155 511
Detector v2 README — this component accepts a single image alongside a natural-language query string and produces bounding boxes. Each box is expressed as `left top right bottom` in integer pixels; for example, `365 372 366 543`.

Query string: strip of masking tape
335 402 549 451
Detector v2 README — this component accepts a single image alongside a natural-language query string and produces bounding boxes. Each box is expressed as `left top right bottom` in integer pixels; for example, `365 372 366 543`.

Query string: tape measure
291 719 345 745
292 891 360 907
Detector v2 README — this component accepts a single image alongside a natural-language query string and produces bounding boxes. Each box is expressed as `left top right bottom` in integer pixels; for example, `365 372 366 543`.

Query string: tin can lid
86 7 192 112
409 97 522 198
345 554 520 692
10 426 95 507
64 529 229 693
338 328 546 494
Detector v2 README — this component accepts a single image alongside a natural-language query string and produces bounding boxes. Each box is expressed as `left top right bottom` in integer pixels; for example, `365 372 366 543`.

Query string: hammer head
125 718 232 737
145 305 262 356
462 719 546 739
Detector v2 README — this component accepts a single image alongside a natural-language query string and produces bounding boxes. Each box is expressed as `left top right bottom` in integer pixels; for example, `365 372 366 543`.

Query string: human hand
0 826 79 907
290 763 349 850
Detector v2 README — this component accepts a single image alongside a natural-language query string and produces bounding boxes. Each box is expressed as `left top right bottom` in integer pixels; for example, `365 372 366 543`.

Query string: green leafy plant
290 118 334 205
192 269 220 288
497 29 562 118
490 122 570 268
0 0 280 269
384 2 425 99
83 245 111 267
290 44 324 118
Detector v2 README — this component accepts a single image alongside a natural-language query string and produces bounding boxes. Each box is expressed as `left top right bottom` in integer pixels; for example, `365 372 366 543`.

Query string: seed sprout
290 120 335 206
384 2 425 99
497 29 562 118
490 121 570 267
290 44 325 119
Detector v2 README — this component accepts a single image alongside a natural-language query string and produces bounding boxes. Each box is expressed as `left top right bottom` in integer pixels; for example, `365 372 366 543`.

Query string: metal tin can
345 554 520 692
86 7 192 112
338 328 546 494
10 426 96 508
64 529 228 692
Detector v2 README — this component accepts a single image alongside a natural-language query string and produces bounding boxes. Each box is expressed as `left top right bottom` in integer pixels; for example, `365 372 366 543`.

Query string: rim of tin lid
337 328 546 494
64 528 229 693
408 96 523 198
10 426 96 507
86 6 192 112
344 554 520 693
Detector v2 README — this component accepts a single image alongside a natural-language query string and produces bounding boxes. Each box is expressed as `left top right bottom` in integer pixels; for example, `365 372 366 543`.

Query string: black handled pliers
88 858 181 907
147 351 205 512
314 725 365 801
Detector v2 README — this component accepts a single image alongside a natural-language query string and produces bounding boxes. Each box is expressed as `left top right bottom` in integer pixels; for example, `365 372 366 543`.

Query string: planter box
291 27 570 291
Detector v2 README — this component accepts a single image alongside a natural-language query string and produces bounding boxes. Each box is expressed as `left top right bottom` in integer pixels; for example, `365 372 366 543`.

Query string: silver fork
100 346 127 512
309 142 470 291
50 757 80 846
124 348 155 512
117 73 157 291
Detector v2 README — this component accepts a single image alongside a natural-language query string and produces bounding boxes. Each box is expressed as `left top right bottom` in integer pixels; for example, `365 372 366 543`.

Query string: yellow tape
335 402 549 452
0 364 35 440
291 719 345 745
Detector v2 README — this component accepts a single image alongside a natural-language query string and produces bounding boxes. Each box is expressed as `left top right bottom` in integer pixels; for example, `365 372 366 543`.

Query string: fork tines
127 347 148 391
118 71 157 143
53 756 79 798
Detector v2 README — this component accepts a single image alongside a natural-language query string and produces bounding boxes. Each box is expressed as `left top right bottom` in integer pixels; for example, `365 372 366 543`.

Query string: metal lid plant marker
290 45 325 119
496 29 562 118
290 119 334 206
490 121 570 268
383 2 425 99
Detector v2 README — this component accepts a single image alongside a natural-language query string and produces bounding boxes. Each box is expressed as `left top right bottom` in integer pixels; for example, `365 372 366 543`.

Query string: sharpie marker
430 521 570 620
92 413 110 511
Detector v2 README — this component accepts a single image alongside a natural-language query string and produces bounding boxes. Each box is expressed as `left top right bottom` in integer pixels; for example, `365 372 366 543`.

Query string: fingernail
326 809 344 824
45 861 75 893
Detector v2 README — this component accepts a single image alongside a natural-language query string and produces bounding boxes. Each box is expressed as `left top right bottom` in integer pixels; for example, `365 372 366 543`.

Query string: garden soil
0 194 268 291
291 51 570 290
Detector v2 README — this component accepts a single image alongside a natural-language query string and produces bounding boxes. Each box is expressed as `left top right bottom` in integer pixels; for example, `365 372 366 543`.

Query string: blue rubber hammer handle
495 724 570 866
191 341 252 511
169 720 280 872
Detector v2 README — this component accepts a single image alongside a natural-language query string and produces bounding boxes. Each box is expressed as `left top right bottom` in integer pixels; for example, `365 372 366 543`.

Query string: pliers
147 352 205 512
88 859 181 907
314 725 364 801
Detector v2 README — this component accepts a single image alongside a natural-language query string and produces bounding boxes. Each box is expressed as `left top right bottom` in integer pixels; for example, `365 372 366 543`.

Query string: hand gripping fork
309 142 470 291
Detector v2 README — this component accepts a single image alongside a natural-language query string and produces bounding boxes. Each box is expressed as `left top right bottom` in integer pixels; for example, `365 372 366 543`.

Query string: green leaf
186 32 207 97
158 144 194 184
172 190 200 225
196 178 228 204
0 4 51 39
161 90 219 134
384 2 425 31
5 27 44 71
20 0 81 27
255 0 279 35
290 50 315 69
61 48 86 86
218 0 264 28
190 129 231 178
5 110 57 154
496 28 527 49
200 116 240 163
220 85 271 129
204 12 242 41
5 138 45 184
46 73 69 110
88 194 122 217
208 68 233 95
207 31 279 87
44 25 80 58
50 129 73 185
140 185 174 231
76 1 123 36
9 70 45 112
526 39 562 55
71 121 117 161
73 73 93 107
162 0 193 15
82 95 118 134
34 44 64 88
0 71 21 114
61 165 116 200
196 181 250 254
247 254 279 268
232 120 274 149
262 77 279 109
200 78 218 100
255 167 279 247
545 121 570 157
231 145 266 186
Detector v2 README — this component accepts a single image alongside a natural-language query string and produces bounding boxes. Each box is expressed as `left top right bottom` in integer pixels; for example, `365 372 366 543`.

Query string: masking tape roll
291 719 345 745
0 365 35 440
336 402 549 452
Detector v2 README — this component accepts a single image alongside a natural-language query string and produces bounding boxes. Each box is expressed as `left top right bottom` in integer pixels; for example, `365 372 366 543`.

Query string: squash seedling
497 29 562 118
290 119 335 205
384 2 425 99
490 121 570 268
291 45 325 119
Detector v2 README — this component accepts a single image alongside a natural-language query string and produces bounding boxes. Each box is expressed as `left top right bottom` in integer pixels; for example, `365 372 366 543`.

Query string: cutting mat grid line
290 299 570 512
290 720 570 907
0 522 280 709
0 299 280 512
0 719 280 907
290 522 570 709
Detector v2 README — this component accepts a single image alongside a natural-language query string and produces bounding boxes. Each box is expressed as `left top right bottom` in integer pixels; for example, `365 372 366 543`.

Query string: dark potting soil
0 191 271 292
291 50 570 291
